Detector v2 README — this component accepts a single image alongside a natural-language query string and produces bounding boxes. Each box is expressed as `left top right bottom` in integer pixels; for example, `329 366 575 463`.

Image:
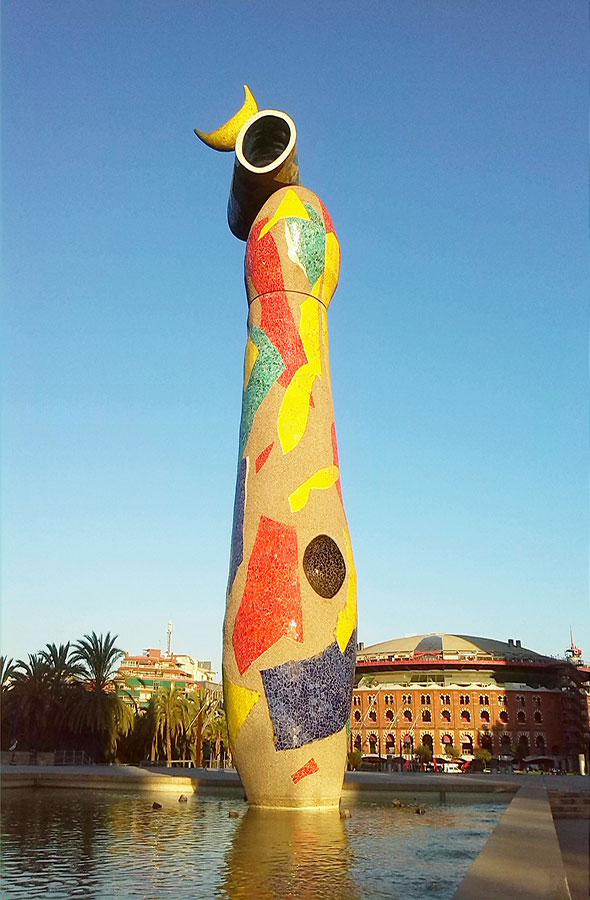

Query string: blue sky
2 1 588 672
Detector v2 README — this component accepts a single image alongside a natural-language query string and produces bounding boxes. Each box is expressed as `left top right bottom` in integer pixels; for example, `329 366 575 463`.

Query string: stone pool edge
1 767 573 897
452 781 571 900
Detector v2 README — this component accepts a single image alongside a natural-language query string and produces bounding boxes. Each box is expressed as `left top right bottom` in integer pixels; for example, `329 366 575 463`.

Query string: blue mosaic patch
228 455 248 589
261 631 357 750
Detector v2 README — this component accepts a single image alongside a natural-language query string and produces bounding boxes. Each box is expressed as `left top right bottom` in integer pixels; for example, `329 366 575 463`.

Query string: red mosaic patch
331 421 343 503
245 221 285 297
319 198 336 235
255 442 274 473
291 757 319 784
260 292 307 387
233 515 303 674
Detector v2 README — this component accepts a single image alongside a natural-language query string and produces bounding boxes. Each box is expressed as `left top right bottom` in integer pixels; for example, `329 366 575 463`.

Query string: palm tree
181 688 217 767
41 642 84 688
70 632 132 762
0 656 18 691
152 685 184 766
204 704 228 768
10 654 52 751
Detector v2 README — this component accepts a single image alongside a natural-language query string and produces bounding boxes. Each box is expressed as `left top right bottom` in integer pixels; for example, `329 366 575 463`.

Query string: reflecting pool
1 789 505 899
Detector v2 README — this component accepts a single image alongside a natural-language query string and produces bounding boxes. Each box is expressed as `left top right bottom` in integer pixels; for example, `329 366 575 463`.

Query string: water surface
1 789 505 899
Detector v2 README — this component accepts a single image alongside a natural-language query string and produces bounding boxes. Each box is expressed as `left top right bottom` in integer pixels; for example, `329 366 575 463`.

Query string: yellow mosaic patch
289 464 340 513
244 335 259 388
278 297 322 454
224 675 260 741
258 188 310 240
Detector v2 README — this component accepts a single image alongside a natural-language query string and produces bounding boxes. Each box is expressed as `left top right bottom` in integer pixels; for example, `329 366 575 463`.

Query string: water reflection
0 789 505 899
221 807 360 900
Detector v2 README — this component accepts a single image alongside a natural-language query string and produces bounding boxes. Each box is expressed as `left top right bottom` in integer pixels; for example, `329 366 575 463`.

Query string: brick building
351 633 588 771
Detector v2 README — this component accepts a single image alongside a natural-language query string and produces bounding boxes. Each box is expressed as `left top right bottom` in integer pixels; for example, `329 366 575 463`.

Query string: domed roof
358 633 551 663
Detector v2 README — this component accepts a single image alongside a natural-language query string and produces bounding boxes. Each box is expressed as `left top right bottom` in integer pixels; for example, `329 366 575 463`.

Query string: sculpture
196 87 357 808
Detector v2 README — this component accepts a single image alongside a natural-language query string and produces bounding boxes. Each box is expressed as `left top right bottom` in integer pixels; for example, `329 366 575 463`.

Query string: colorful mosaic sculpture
195 87 357 808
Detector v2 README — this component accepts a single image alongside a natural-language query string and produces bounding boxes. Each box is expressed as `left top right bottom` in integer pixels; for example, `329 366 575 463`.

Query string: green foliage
415 743 433 763
444 744 461 758
348 748 362 770
474 747 492 761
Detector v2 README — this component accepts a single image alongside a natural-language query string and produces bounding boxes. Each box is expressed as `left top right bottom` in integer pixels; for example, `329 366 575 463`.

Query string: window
517 710 526 723
353 710 361 722
440 693 451 705
385 709 394 721
461 709 471 722
353 696 361 707
459 694 470 705
441 709 451 722
384 694 395 705
536 734 546 752
534 711 542 723
421 709 432 722
534 696 541 708
516 695 525 707
480 710 490 722
368 694 377 705
479 695 489 705
497 695 506 705
420 694 431 705
403 709 412 721
499 710 508 723
402 694 412 705
368 709 377 722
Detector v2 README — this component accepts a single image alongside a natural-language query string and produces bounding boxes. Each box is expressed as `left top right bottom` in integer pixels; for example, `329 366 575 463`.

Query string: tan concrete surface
453 782 571 899
554 818 590 900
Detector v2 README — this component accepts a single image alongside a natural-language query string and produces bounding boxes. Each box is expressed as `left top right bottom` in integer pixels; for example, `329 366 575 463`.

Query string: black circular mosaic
303 534 346 598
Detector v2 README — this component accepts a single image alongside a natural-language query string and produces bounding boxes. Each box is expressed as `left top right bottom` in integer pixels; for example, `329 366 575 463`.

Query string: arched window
534 696 541 708
534 711 542 723
499 710 508 723
385 734 395 753
440 693 451 705
368 709 377 722
421 709 432 722
461 709 471 722
423 734 433 751
441 709 451 722
519 734 529 751
385 709 394 721
420 694 431 705
536 734 545 752
479 695 489 705
368 734 378 753
517 710 526 723
354 735 362 750
461 735 473 755
403 709 412 721
353 710 361 722
480 710 490 722
480 733 493 752
353 695 361 707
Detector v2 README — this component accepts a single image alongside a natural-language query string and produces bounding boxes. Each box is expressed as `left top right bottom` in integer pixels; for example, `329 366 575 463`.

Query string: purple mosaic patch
261 631 357 750
228 456 248 589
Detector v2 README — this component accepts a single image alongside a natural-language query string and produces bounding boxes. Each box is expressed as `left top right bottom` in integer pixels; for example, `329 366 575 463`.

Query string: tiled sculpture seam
195 87 357 808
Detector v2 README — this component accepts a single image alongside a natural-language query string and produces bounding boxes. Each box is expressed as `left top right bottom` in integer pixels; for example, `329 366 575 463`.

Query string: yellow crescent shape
194 85 259 152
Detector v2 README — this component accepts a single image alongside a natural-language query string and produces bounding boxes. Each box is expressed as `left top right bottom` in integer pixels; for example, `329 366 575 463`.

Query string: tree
444 743 461 758
70 632 132 761
10 654 52 751
474 747 492 762
152 685 184 766
181 688 217 766
0 656 18 691
415 743 433 764
204 704 228 768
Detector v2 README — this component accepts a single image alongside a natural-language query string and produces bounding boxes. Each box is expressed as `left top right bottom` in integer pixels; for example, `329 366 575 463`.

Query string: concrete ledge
453 782 571 900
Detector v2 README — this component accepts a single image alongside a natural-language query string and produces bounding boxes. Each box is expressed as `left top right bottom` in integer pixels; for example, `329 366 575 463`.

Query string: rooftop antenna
167 620 173 657
565 625 582 665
